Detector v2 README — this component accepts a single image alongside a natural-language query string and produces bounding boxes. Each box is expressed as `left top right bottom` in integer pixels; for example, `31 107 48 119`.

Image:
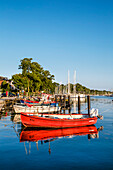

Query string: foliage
12 74 28 90
12 58 55 94
1 57 111 96
1 80 11 92
58 83 111 95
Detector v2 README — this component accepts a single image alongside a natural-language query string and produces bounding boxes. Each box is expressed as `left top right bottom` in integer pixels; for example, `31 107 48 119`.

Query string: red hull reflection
20 125 98 142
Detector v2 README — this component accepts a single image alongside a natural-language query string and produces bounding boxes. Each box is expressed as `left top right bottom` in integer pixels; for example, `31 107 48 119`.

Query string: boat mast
73 70 76 97
68 70 70 94
73 70 76 113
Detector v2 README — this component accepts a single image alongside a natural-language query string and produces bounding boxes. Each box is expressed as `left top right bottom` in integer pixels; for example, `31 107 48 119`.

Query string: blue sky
0 0 113 91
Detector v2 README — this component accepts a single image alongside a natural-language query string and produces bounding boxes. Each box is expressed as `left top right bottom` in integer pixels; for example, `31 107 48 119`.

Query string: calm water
0 96 113 170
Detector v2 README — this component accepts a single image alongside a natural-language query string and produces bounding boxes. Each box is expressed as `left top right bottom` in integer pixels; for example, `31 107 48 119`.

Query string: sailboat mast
73 70 76 97
73 70 76 113
68 70 70 94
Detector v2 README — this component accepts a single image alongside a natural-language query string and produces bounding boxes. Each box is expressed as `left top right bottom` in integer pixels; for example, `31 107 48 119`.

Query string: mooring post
78 95 80 114
59 95 61 105
55 95 57 103
68 95 71 114
63 95 66 114
59 95 62 113
63 95 66 105
87 95 90 116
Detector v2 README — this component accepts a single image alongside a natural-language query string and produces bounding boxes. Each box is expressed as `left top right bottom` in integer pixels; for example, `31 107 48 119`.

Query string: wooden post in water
59 95 61 106
68 95 71 114
87 95 90 116
59 95 62 113
55 95 57 103
78 95 81 114
63 95 66 114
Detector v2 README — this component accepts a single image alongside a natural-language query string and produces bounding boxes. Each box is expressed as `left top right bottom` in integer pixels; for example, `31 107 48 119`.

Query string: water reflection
11 113 21 123
19 125 103 154
1 96 113 169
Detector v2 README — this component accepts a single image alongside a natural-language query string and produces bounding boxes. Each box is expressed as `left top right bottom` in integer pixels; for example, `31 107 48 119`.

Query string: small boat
20 125 98 142
21 112 98 128
13 104 61 114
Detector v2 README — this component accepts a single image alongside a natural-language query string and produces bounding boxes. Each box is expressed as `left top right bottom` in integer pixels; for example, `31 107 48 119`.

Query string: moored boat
21 112 98 128
13 104 61 113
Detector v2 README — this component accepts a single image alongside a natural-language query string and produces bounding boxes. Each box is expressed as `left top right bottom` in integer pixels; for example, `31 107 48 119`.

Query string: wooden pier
0 97 19 113
0 95 91 116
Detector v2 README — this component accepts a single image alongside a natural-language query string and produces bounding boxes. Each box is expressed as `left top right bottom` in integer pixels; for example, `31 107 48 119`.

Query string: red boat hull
21 112 98 128
20 125 98 142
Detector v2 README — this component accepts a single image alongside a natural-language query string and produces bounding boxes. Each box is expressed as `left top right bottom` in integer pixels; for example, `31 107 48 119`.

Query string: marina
0 1 113 169
0 94 103 128
0 96 113 169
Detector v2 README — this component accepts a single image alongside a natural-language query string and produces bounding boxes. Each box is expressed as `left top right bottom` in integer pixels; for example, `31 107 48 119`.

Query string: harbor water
0 96 113 170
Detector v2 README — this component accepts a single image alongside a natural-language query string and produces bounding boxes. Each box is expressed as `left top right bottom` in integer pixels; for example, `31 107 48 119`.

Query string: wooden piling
59 95 62 106
59 95 62 113
78 95 80 114
55 95 57 103
87 95 90 116
63 95 66 114
68 95 71 114
68 95 70 105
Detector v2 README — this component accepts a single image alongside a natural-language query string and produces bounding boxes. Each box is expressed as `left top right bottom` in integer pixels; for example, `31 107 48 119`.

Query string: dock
0 97 19 113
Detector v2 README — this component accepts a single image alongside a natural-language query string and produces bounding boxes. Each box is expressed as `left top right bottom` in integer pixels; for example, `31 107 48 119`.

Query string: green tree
19 58 32 75
12 74 28 91
1 80 11 92
12 58 55 94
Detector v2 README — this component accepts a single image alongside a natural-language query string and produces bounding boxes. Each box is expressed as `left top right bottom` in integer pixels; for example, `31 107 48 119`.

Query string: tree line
57 83 112 95
0 58 112 95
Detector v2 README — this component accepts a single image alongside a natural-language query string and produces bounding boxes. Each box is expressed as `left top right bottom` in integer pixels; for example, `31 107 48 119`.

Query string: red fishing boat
21 112 98 128
20 125 98 142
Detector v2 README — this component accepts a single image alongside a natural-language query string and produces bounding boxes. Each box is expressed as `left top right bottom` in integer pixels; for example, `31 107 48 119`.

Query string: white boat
13 104 61 113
